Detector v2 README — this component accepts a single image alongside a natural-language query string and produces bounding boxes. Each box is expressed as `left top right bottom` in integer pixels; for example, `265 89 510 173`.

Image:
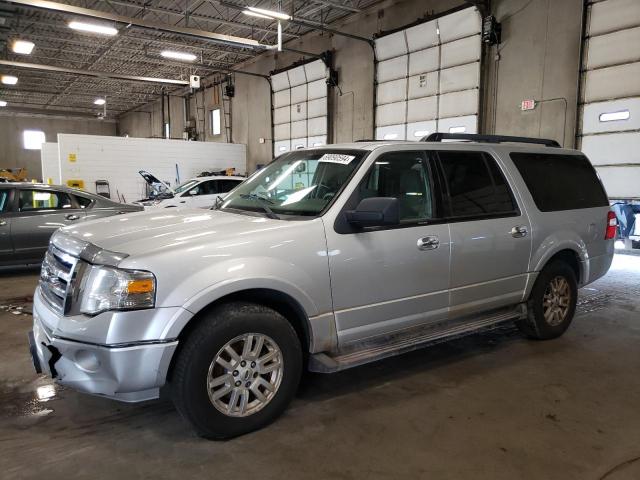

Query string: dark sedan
0 183 142 267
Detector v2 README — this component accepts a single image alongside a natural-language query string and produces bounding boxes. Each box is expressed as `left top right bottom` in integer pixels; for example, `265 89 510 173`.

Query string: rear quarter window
510 153 608 212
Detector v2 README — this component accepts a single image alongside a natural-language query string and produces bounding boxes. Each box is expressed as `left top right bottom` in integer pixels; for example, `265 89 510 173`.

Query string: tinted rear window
510 153 608 212
439 151 518 217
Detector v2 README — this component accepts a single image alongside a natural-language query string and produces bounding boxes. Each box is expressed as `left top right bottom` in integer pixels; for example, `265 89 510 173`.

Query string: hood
138 170 175 195
58 208 289 259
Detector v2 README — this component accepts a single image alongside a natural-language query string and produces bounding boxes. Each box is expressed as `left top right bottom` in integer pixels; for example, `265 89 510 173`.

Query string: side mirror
345 197 400 228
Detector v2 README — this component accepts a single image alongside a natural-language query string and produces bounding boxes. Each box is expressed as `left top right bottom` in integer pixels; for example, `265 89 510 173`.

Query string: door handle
65 214 80 221
417 236 439 250
511 225 528 238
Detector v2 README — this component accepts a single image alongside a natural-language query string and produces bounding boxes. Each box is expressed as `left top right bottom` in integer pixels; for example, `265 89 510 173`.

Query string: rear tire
170 302 302 439
516 261 578 340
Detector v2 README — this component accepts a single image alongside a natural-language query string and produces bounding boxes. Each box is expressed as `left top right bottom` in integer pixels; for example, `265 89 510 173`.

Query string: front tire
170 302 302 439
516 261 578 340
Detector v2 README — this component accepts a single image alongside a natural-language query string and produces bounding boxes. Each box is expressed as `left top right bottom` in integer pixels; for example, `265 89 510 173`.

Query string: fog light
74 349 100 372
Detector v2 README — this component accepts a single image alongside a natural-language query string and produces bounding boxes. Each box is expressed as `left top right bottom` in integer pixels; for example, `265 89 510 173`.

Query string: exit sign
521 99 536 111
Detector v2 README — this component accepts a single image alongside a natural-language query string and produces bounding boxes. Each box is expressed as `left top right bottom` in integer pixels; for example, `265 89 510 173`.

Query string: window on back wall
210 108 221 135
23 130 45 150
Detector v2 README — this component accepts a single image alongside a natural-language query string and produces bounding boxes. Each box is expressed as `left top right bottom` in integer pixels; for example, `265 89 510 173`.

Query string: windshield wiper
238 193 280 219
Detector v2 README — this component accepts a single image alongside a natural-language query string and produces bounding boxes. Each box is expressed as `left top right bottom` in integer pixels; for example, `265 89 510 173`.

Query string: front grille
39 245 78 315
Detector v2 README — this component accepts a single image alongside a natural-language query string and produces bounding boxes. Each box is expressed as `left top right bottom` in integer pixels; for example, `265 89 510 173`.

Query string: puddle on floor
0 295 34 316
0 380 59 419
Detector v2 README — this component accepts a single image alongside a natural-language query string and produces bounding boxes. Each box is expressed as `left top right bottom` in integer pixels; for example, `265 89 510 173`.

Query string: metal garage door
271 59 328 156
579 0 640 199
374 7 481 141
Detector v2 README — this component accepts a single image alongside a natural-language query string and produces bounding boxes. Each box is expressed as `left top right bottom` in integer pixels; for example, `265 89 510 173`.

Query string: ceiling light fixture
94 98 106 105
243 10 273 20
160 50 197 62
12 40 35 55
0 100 7 107
245 6 291 20
68 21 118 36
1 75 18 85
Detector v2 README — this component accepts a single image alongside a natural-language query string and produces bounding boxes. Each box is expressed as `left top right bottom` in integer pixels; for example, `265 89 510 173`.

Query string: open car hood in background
138 169 175 195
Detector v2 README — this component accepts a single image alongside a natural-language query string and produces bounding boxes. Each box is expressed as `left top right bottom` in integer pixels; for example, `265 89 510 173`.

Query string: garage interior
1 0 639 478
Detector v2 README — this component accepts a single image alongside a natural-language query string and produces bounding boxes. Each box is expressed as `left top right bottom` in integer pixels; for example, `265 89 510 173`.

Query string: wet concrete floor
1 256 639 479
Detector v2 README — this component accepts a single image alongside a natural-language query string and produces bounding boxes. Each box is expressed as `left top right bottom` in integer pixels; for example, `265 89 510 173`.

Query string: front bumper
30 300 178 403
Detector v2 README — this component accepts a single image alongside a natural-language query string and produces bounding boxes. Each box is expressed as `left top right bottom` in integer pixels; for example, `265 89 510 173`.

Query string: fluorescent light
599 110 630 122
413 130 429 137
12 40 35 55
243 11 273 19
383 133 399 140
245 6 291 20
449 126 466 133
0 100 7 107
94 98 106 106
1 75 18 85
69 21 118 36
161 50 197 62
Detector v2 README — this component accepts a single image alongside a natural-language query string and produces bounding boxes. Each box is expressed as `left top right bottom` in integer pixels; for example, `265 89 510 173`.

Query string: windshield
174 179 200 194
221 149 366 217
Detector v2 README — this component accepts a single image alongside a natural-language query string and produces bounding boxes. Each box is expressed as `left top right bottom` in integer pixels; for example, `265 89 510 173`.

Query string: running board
308 305 526 373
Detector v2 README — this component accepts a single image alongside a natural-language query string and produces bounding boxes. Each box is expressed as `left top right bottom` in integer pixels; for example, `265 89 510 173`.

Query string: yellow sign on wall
68 153 77 162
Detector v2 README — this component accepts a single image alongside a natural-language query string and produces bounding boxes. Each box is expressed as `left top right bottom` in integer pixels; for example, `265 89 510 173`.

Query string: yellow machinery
0 168 28 182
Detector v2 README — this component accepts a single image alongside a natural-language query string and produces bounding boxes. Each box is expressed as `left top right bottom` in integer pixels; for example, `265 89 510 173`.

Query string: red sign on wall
521 99 536 111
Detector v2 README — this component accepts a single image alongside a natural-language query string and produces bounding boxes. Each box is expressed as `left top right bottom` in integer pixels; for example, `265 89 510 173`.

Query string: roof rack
421 133 561 148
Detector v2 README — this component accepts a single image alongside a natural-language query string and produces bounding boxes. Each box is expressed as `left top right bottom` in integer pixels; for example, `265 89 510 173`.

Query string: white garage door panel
308 98 327 118
375 124 405 140
439 63 479 94
438 8 481 42
582 98 640 134
596 167 640 199
408 72 438 99
586 27 640 70
438 115 478 134
375 31 407 61
308 117 327 136
271 59 328 156
407 121 437 140
579 0 640 199
377 79 407 105
439 90 478 118
378 56 409 82
588 0 640 36
407 97 437 122
583 133 640 166
307 79 327 101
376 102 407 126
441 36 481 68
274 124 290 141
271 72 289 92
308 135 326 147
374 7 481 140
406 21 438 51
584 63 640 103
408 48 439 75
274 106 290 125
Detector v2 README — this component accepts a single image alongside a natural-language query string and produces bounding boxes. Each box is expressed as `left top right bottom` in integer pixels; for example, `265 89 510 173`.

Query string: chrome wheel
207 333 284 418
543 276 571 326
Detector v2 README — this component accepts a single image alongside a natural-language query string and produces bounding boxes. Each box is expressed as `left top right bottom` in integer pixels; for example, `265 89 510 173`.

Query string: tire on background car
516 261 578 340
170 302 302 439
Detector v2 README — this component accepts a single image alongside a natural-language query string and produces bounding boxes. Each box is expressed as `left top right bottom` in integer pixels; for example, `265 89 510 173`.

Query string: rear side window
510 153 608 211
438 151 518 217
18 189 72 211
74 195 93 208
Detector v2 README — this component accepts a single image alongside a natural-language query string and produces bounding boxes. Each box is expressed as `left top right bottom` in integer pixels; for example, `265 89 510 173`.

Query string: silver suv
28 134 615 439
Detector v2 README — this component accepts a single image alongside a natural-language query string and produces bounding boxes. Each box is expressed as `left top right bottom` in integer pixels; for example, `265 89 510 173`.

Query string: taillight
605 211 617 240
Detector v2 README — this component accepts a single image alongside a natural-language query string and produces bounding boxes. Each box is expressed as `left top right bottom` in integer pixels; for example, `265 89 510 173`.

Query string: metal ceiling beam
310 0 361 13
6 0 272 49
0 59 190 84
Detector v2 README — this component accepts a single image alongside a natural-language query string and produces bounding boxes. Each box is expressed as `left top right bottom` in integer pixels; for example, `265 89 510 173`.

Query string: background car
0 183 142 267
134 170 245 209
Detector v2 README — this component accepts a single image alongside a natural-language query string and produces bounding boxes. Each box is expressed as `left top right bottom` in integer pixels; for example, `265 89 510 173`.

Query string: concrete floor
1 256 639 480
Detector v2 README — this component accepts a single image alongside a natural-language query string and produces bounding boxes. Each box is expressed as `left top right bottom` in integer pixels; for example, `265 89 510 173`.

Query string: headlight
80 266 156 315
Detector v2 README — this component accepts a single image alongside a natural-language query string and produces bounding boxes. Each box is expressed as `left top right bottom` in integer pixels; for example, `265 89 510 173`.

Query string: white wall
56 134 246 203
40 142 61 184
